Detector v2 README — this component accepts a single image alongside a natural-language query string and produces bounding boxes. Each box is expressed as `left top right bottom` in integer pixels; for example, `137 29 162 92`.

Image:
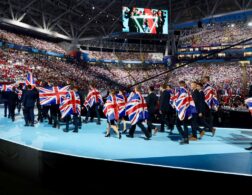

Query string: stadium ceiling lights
0 18 71 40
248 22 252 27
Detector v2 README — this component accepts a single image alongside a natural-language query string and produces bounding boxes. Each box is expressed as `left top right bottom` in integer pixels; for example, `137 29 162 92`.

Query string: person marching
103 89 122 139
7 86 19 122
60 86 81 133
126 86 151 140
117 89 127 133
175 81 195 145
84 84 103 125
146 86 158 135
202 76 218 136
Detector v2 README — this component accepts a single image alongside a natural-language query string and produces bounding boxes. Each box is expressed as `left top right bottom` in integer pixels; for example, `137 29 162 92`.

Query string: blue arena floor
0 107 252 176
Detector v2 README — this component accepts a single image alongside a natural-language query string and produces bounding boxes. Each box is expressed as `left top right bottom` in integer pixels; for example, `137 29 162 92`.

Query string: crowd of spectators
0 29 66 54
83 50 163 61
1 47 251 100
180 21 252 47
0 26 252 110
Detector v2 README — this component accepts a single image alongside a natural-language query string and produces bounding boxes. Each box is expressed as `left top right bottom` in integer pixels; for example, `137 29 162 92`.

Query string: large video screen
122 7 168 34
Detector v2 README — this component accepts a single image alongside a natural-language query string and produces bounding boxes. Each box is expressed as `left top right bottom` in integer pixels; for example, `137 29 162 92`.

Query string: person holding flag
60 86 81 133
38 83 70 128
103 89 122 139
175 81 196 145
84 83 103 125
202 76 218 136
117 89 127 133
126 86 151 140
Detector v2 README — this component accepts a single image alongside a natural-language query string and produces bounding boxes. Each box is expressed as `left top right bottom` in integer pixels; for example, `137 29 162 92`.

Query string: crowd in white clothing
180 21 252 47
0 29 66 54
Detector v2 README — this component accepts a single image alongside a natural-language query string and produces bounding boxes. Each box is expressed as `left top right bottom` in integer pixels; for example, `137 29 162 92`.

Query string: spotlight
92 6 95 10
248 22 252 27
231 24 235 27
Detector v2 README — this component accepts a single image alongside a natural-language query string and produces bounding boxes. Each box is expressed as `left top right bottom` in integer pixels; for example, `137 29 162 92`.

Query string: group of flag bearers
1 73 252 145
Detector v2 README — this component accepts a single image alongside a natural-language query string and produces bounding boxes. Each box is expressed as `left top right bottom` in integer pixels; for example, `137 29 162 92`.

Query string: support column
240 61 248 96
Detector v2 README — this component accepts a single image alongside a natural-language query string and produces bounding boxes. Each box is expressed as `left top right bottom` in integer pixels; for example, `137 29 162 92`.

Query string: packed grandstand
1 15 252 112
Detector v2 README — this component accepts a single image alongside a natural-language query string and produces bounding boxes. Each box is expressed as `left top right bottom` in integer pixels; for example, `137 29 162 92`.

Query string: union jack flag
117 94 127 118
84 88 103 108
38 86 70 106
204 83 219 111
175 87 196 121
0 84 15 92
60 91 81 118
103 95 120 121
127 91 135 102
25 72 36 87
168 89 179 109
126 92 148 125
245 98 252 115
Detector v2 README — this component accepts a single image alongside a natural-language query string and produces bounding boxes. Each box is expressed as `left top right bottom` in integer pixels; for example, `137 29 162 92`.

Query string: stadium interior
0 0 252 193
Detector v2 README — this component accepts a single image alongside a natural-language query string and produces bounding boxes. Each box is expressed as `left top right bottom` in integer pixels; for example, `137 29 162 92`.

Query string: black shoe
245 146 252 150
24 124 29 127
144 137 151 140
83 120 88 123
63 129 69 132
119 133 122 139
105 133 110 137
30 124 34 127
4 115 7 117
12 118 15 122
126 134 134 138
97 121 101 125
179 139 189 145
122 129 127 134
73 130 78 133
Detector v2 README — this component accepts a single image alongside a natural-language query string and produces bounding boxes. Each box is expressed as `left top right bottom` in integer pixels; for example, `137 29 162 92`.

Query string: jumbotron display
122 6 168 34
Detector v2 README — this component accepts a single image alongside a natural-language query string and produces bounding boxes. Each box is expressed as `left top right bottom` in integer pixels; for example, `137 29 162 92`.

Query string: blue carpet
0 107 252 176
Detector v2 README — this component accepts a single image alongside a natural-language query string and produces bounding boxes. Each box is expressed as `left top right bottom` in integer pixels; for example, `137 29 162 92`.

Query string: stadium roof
0 0 251 41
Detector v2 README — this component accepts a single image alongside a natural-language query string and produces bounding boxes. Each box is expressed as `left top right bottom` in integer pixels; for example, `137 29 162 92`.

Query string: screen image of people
122 6 168 34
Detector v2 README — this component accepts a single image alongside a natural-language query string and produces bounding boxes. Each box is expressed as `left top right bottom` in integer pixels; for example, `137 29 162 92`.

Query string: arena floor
0 107 252 176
